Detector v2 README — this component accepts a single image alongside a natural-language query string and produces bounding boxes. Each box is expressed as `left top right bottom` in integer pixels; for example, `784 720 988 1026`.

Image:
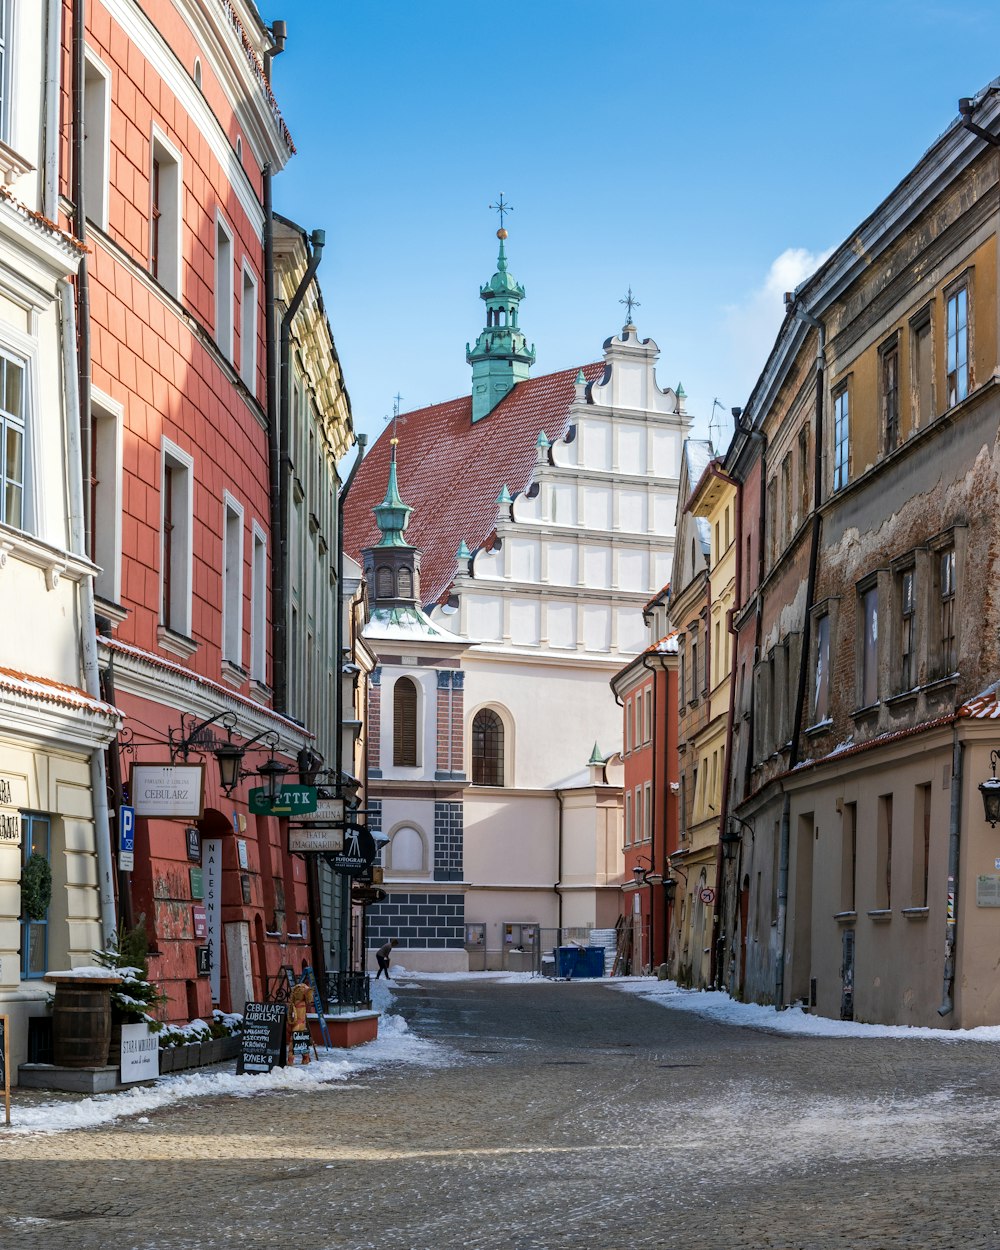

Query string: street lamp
257 755 290 805
214 740 246 795
633 865 645 886
720 825 743 864
980 750 1000 826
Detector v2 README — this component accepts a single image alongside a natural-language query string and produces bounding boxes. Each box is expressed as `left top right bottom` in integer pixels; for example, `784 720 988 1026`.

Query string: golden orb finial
390 436 399 447
497 227 508 240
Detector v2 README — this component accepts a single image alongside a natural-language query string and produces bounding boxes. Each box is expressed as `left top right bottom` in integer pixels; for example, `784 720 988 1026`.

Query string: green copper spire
372 440 412 547
466 222 536 423
588 741 605 765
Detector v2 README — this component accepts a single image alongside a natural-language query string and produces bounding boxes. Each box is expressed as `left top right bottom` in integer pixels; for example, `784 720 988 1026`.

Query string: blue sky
264 1 999 454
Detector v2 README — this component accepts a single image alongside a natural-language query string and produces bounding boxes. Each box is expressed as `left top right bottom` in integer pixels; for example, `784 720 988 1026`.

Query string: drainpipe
61 279 117 945
43 0 61 220
556 790 565 941
776 305 826 1010
939 729 963 1016
743 429 768 800
263 19 286 84
335 435 367 973
73 0 92 559
274 228 324 713
641 653 661 968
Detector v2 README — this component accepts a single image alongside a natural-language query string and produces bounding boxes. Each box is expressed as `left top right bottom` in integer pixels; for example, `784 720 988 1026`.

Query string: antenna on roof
709 398 726 451
383 393 406 447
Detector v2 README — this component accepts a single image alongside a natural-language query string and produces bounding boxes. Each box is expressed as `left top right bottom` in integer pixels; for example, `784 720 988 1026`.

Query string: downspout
939 728 963 1016
275 228 325 712
641 653 660 968
61 279 117 944
43 0 61 220
73 0 92 559
743 430 768 800
556 791 565 940
335 435 367 972
777 306 826 1008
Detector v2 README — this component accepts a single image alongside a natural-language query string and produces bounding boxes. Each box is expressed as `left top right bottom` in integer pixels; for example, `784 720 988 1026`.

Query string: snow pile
391 966 541 987
611 976 1000 1039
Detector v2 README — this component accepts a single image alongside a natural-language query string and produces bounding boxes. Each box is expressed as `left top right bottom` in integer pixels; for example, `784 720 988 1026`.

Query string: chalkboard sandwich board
237 1001 287 1074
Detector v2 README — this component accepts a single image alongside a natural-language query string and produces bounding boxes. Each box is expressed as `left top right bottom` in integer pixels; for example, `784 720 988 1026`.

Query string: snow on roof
959 682 1000 719
683 438 714 486
364 605 467 644
343 363 605 605
0 665 121 722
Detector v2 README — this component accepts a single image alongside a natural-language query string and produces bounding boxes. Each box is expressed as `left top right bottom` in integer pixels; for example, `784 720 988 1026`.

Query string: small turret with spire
363 433 423 607
465 194 536 423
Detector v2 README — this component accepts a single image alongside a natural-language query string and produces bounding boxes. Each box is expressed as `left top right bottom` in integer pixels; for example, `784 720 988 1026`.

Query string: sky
261 1 1000 457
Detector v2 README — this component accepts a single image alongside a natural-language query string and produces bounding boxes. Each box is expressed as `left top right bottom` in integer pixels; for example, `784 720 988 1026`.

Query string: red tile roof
0 665 121 721
344 363 604 604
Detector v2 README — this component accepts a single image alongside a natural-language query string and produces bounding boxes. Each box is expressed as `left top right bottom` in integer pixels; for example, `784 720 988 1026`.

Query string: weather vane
489 193 513 233
384 393 405 446
619 287 640 324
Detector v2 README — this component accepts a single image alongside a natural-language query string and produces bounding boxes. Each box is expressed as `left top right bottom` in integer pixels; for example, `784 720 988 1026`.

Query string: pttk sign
248 786 317 816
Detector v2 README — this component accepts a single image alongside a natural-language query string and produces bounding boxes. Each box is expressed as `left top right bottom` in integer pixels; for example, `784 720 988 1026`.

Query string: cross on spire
384 393 405 452
489 193 513 231
619 286 640 325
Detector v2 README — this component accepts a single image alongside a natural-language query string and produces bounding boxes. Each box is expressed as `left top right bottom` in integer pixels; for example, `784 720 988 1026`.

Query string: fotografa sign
131 765 205 819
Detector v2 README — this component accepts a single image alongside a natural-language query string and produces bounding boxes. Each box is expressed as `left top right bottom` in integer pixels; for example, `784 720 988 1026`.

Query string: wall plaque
131 764 205 819
976 874 1000 907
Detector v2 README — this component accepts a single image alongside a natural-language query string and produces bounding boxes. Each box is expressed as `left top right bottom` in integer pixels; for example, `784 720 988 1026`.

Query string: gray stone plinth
18 1063 120 1093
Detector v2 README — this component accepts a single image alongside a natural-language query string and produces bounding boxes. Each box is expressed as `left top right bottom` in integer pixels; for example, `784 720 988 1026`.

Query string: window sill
867 909 892 923
851 702 880 721
157 626 198 660
901 906 930 920
0 138 35 185
886 689 919 708
922 673 959 694
805 718 834 737
221 659 248 688
94 595 129 630
248 678 272 705
833 910 857 925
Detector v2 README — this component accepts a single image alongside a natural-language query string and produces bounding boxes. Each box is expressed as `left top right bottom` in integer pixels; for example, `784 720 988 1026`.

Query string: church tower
362 435 422 608
465 218 536 422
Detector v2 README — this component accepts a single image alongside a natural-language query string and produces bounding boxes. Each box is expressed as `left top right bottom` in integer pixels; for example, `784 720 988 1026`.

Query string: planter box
221 1035 241 1061
309 1011 379 1048
158 1048 175 1073
201 1039 223 1066
185 1042 202 1067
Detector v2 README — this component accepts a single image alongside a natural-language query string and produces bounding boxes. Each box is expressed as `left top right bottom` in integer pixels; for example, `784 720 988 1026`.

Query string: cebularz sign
131 764 205 819
0 778 19 845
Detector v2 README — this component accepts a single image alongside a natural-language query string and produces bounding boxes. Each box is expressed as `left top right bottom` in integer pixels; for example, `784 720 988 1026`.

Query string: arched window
193 58 203 89
388 826 425 875
377 566 394 598
393 677 418 766
397 567 413 598
471 708 504 786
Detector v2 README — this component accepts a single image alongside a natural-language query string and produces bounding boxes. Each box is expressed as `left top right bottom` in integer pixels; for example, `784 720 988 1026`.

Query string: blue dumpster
554 946 605 978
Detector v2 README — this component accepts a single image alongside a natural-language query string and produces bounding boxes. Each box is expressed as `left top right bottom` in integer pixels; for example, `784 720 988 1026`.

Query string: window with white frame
215 215 234 359
0 2 13 146
833 385 850 492
150 132 181 297
250 523 266 683
624 791 631 846
946 286 969 407
644 782 652 841
90 391 122 602
898 567 916 691
161 439 193 636
83 52 111 231
644 688 652 743
0 348 26 529
222 494 243 664
936 547 957 676
859 583 879 708
240 263 257 388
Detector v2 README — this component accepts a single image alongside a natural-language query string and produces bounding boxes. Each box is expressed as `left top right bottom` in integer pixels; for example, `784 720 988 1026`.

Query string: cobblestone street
3 979 1000 1249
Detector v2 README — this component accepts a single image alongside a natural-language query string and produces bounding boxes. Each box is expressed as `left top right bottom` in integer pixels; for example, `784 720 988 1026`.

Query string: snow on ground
610 975 1000 1040
389 966 541 987
9 980 451 1137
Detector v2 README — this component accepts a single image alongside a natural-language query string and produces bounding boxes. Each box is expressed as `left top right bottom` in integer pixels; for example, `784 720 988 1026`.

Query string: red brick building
61 0 328 1020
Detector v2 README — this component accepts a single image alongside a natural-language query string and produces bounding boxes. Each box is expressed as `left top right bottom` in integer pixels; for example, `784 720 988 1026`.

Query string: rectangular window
813 612 830 722
150 132 181 297
161 439 193 636
90 393 123 603
215 215 234 359
938 548 956 675
766 476 777 565
250 524 266 683
833 386 850 492
624 792 631 846
691 637 699 703
0 3 9 145
911 311 933 429
0 349 26 529
913 784 931 908
644 689 652 743
881 341 899 453
946 286 968 407
644 782 652 841
635 787 643 845
625 699 632 753
860 585 878 707
679 640 686 706
222 495 244 664
798 425 810 520
240 264 258 389
875 794 893 910
898 568 915 691
841 801 857 913
781 454 792 546
83 53 111 231
20 813 51 978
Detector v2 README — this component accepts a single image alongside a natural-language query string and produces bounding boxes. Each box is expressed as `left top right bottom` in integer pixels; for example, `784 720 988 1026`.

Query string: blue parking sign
119 805 135 854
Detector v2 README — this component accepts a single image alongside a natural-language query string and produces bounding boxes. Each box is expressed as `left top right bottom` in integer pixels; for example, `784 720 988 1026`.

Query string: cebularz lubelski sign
130 764 205 818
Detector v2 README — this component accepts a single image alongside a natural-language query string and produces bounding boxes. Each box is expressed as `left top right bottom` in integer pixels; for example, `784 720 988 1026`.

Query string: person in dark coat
375 938 398 979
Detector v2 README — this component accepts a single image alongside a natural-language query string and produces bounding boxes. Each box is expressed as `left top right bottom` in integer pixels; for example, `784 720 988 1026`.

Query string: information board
0 1015 8 1125
237 1001 287 1074
120 1022 159 1082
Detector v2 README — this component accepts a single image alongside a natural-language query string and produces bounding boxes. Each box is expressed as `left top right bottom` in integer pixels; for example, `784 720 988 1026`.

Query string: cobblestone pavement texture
2 980 1000 1249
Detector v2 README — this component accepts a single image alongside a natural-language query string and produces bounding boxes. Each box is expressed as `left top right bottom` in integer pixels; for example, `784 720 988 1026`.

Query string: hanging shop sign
331 825 379 876
193 904 207 938
120 1023 159 1082
292 797 346 826
118 804 135 872
186 826 202 863
131 764 205 819
247 785 318 816
0 778 19 845
288 826 345 854
237 1001 287 1074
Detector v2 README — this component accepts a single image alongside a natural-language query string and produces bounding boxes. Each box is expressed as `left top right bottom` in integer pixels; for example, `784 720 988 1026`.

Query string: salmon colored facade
60 0 321 1020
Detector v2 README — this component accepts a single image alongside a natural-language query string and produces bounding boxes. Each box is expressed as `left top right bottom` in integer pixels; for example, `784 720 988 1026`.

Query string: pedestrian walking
375 937 398 979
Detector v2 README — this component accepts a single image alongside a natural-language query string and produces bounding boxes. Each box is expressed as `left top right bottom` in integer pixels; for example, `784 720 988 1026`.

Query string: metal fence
324 970 372 1011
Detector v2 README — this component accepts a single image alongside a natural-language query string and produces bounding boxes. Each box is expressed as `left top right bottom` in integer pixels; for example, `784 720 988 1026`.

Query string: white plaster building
345 232 691 969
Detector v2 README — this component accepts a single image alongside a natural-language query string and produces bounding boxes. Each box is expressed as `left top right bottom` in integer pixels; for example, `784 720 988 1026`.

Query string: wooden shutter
393 678 417 766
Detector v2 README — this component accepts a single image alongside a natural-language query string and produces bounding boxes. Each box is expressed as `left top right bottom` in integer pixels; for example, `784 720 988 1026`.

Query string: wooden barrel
51 982 112 1067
